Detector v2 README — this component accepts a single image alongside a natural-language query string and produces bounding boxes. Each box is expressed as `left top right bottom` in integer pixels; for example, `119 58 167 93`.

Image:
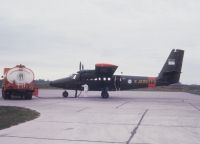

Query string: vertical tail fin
157 49 184 85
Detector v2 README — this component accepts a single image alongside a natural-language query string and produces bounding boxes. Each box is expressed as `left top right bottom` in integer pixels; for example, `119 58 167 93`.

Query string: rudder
157 49 184 85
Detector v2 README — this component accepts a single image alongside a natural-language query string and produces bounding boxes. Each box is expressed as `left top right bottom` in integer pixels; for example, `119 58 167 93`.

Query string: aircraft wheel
63 91 68 98
101 91 109 99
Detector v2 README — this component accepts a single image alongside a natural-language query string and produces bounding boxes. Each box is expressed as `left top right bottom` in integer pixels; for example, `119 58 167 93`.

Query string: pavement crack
142 124 200 128
64 128 74 131
36 120 135 126
126 109 149 144
76 107 89 112
0 134 8 137
189 103 200 111
1 135 124 144
116 101 130 109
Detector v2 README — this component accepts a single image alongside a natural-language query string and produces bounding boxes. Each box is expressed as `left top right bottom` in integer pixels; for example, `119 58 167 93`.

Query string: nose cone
49 78 71 89
49 81 55 87
49 79 64 88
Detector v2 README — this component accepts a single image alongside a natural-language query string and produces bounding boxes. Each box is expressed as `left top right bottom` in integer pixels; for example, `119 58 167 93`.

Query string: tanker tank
1 64 38 100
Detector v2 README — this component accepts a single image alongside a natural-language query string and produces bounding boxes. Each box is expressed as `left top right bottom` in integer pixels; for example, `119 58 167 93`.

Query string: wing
95 63 118 77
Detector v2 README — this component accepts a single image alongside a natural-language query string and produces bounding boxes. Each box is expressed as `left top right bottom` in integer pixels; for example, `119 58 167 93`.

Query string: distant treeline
135 84 200 95
0 79 54 89
34 79 53 89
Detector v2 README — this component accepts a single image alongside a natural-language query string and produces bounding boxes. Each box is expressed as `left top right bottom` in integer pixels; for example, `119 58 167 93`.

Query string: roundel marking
128 79 132 84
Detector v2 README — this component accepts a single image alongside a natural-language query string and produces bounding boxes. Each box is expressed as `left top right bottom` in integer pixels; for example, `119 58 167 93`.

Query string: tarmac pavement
0 89 200 144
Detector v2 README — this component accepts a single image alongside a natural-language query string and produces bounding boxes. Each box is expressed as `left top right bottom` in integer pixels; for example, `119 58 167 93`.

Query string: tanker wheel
2 90 6 100
63 91 68 98
25 92 32 100
3 92 11 100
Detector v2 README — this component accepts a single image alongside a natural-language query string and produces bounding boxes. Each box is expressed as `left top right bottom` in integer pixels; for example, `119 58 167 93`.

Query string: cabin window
108 78 111 81
99 78 101 81
72 74 77 79
94 78 97 81
103 77 106 81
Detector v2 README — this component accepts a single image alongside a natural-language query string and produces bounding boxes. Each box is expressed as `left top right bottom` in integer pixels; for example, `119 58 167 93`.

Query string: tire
4 92 11 100
63 91 68 98
2 88 7 100
101 91 109 99
2 90 6 100
25 92 32 100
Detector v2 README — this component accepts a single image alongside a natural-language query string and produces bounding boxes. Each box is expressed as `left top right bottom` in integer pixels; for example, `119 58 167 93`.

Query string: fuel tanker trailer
1 64 38 100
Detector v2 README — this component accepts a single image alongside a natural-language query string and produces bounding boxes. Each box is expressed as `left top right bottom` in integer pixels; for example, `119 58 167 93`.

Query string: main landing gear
62 91 69 98
75 90 78 98
101 89 109 99
62 89 109 99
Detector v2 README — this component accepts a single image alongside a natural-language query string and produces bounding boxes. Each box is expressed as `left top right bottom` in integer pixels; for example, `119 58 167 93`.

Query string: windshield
69 74 77 79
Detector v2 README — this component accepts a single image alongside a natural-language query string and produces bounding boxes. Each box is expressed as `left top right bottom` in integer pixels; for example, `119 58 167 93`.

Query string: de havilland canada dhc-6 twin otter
50 49 184 99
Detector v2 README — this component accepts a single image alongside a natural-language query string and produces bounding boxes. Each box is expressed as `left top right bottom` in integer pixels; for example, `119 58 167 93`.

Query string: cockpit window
69 74 77 79
72 74 77 79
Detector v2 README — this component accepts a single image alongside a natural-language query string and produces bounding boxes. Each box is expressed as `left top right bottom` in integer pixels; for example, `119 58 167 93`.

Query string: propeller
75 61 85 97
79 62 82 71
78 61 84 82
79 61 84 71
82 64 84 71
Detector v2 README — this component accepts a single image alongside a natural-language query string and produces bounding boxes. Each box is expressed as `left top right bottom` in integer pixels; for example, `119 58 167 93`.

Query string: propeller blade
82 64 84 70
79 62 82 71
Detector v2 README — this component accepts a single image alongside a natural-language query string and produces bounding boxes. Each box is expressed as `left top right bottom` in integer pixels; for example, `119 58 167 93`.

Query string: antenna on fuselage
82 64 84 70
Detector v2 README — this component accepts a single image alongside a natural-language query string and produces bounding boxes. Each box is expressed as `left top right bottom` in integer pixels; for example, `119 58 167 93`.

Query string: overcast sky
0 0 200 84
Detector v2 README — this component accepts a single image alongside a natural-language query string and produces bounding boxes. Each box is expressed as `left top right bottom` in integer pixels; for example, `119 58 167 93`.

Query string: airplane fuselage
50 49 184 98
50 71 166 92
